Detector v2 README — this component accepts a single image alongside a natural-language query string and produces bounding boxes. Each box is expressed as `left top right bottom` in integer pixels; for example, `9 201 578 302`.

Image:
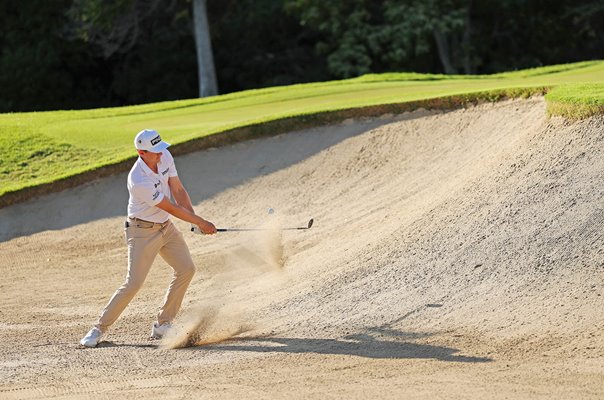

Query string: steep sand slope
1 98 603 399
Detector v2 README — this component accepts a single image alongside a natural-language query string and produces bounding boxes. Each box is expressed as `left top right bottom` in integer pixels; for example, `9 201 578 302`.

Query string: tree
67 0 218 98
381 0 471 74
3 0 603 112
192 0 218 97
0 0 107 112
209 0 326 92
285 0 377 78
285 0 471 78
66 0 163 58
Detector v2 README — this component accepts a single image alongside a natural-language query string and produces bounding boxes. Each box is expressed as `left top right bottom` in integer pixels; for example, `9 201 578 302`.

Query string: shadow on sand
96 341 158 349
190 331 492 363
1 119 397 242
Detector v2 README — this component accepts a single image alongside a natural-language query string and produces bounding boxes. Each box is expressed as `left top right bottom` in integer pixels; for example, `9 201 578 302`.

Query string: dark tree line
0 0 602 112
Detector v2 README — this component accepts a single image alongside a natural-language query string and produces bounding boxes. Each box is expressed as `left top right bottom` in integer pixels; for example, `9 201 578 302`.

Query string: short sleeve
163 150 178 177
133 178 165 206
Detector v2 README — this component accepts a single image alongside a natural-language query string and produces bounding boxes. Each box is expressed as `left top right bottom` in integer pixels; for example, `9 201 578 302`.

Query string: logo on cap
134 129 170 151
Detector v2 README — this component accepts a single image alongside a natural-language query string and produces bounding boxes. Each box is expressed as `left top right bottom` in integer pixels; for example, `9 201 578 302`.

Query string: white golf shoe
80 327 103 348
151 322 172 339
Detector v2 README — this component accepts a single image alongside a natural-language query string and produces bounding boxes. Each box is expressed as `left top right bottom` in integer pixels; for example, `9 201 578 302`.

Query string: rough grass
1 60 603 205
546 83 604 119
0 128 96 195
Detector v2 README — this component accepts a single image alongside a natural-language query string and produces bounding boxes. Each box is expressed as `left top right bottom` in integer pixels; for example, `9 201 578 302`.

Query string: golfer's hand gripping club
191 219 217 235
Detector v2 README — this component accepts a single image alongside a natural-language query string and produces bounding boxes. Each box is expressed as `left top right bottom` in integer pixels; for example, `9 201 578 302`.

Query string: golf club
191 218 314 234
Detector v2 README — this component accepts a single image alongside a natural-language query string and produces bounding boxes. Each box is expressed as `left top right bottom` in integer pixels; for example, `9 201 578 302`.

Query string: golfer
81 129 216 347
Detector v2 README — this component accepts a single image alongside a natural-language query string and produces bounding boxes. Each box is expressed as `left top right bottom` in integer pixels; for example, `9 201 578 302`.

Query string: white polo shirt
127 150 178 223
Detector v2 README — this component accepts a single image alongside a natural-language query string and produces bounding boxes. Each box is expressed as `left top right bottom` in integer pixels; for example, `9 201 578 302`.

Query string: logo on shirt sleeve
152 191 160 200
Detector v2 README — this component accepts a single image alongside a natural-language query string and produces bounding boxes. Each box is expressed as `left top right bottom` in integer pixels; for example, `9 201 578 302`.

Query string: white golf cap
134 129 170 152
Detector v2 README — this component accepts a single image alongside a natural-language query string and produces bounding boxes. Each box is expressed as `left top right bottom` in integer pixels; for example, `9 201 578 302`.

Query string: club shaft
194 219 313 234
217 227 308 232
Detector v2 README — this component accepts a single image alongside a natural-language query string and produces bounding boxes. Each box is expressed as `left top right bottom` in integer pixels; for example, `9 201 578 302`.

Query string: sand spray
163 214 288 349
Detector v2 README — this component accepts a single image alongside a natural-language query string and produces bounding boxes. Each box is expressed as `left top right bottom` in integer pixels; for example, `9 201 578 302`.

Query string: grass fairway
1 60 604 202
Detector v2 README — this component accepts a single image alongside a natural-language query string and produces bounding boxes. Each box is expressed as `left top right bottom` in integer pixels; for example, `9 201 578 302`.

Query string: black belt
125 217 169 228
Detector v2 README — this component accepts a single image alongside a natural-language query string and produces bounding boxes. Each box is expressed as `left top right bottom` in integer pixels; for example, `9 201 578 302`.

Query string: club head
308 219 314 229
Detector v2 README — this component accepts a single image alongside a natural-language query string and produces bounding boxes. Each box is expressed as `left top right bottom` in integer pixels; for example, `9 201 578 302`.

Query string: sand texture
1 98 603 399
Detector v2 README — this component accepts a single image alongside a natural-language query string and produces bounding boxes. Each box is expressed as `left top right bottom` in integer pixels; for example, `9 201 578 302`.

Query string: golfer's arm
156 197 205 226
168 176 194 213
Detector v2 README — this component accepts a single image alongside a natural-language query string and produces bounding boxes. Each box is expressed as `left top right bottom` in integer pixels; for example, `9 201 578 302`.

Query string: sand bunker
164 218 287 349
1 98 603 399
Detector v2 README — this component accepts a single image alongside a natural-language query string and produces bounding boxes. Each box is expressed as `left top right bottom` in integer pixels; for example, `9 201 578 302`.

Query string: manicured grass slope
1 61 603 201
546 83 604 119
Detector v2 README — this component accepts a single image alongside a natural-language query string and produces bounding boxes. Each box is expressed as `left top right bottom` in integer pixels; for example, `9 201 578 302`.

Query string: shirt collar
137 156 159 177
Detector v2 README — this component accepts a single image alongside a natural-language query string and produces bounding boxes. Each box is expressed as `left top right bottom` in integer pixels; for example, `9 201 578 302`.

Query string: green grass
546 83 604 119
1 60 604 204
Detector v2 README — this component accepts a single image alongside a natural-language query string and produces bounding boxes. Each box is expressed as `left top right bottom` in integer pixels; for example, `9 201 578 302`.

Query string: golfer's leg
95 227 161 332
156 223 195 325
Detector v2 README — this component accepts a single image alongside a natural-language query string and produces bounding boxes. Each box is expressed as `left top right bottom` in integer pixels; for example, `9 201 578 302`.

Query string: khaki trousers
95 220 195 332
